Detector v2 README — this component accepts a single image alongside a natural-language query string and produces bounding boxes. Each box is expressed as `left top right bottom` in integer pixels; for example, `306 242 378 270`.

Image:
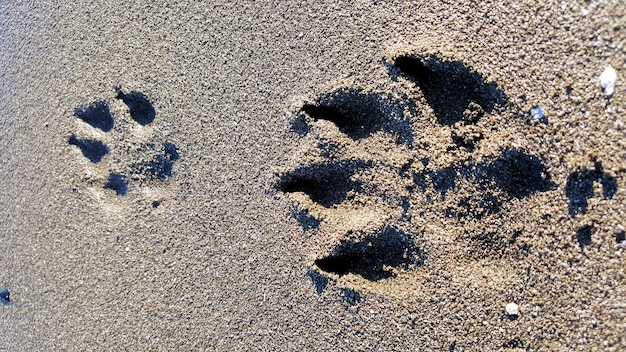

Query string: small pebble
600 66 617 97
505 302 519 316
0 288 10 302
530 106 544 121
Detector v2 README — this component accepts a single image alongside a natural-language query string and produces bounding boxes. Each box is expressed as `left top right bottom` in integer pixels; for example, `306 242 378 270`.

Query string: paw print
68 87 179 197
565 159 617 217
277 53 568 296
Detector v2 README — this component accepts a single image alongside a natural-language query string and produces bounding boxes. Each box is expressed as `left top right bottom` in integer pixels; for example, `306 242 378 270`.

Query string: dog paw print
564 158 620 255
277 53 566 296
68 87 179 197
565 159 617 217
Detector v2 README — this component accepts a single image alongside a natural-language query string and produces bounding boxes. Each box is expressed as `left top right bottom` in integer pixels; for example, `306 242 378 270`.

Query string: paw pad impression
68 87 179 196
277 53 566 296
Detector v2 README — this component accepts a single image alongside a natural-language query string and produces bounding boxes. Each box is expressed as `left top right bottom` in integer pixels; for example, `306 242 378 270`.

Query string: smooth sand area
0 1 624 350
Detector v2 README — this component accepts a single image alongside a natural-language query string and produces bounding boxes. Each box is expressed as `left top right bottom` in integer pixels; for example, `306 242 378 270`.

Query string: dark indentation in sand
427 149 552 201
133 142 180 180
339 287 361 306
399 159 414 178
314 227 423 281
290 113 311 137
115 87 156 125
298 88 414 145
306 268 329 295
0 288 10 304
451 124 484 151
565 160 617 217
401 197 411 221
277 160 370 208
104 172 128 196
418 149 551 219
576 225 593 252
163 142 178 157
429 166 457 199
502 337 525 348
509 230 522 244
411 170 427 191
476 148 554 198
392 55 506 126
615 232 625 243
290 204 321 231
449 342 457 352
74 101 114 132
68 135 109 163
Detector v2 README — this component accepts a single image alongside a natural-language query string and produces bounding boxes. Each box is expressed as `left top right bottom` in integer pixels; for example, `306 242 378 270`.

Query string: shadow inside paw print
478 148 554 198
105 172 128 196
339 287 361 310
68 87 179 196
277 159 371 208
68 135 109 163
290 204 321 231
306 268 329 295
565 160 617 217
423 148 554 199
421 148 555 219
74 100 114 132
291 88 415 146
315 227 424 281
131 142 180 181
278 53 556 293
115 87 156 126
391 55 507 126
576 225 593 254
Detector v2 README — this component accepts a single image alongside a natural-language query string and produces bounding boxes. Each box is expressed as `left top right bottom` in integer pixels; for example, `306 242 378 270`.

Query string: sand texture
0 0 625 350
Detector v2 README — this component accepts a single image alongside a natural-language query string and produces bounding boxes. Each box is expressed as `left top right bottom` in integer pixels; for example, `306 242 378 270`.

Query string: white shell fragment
530 106 544 121
505 302 519 316
600 66 617 97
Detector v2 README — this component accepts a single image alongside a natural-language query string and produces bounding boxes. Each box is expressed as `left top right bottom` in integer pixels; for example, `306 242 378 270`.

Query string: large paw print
68 87 179 197
277 53 567 296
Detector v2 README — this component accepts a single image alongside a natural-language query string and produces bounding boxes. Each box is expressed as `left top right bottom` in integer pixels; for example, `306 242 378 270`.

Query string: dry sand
0 0 625 350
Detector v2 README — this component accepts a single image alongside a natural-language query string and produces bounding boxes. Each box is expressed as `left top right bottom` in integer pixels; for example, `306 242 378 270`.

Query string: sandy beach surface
1 1 625 350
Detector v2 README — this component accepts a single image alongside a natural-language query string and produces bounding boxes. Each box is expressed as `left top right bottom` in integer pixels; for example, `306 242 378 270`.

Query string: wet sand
0 1 624 350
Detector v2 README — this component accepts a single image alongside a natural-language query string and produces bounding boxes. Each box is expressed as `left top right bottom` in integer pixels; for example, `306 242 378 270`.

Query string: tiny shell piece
505 302 519 316
600 66 617 97
530 106 544 120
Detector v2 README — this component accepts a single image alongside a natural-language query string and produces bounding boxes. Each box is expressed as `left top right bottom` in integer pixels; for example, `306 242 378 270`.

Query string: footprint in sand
68 87 179 200
277 53 618 300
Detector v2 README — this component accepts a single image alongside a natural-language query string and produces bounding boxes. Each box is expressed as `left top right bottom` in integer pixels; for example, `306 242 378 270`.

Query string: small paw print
68 87 179 197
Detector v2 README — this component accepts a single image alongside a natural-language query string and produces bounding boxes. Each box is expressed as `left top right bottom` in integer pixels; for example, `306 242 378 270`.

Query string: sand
0 0 624 350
